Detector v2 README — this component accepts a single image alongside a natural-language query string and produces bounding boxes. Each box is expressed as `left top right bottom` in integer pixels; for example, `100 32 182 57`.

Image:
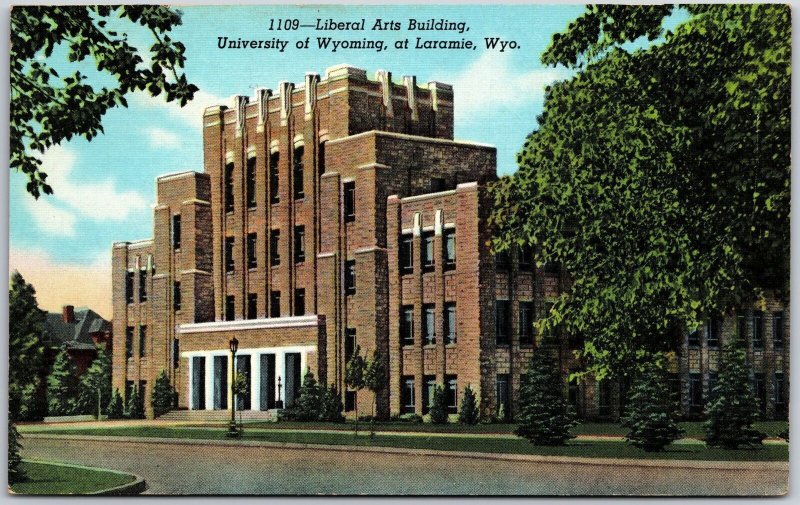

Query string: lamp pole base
226 420 240 438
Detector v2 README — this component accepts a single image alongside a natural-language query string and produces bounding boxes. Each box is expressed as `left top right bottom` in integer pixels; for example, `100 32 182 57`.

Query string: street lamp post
226 337 239 438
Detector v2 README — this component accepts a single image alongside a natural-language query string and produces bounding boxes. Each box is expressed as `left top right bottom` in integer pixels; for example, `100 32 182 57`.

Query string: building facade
112 65 788 420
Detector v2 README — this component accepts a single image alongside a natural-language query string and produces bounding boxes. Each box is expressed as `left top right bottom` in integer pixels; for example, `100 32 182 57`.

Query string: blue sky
10 4 592 316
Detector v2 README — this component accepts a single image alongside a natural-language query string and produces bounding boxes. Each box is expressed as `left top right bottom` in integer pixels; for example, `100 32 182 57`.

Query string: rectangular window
399 234 413 275
775 372 786 416
139 269 147 302
269 152 280 204
138 325 147 358
519 301 534 346
543 301 556 340
294 226 306 263
689 373 703 414
708 372 719 404
293 146 304 199
444 303 457 344
422 376 436 414
318 142 326 175
345 391 356 411
125 327 134 359
568 372 579 409
345 259 356 295
706 318 720 348
544 261 561 274
173 281 181 312
225 237 235 273
172 339 180 370
125 271 134 304
773 311 784 350
270 291 280 318
737 313 748 340
172 214 181 250
294 289 305 316
519 245 534 271
270 230 280 266
753 372 767 414
421 232 435 272
688 327 701 347
225 295 235 322
495 250 510 270
445 375 458 413
224 162 234 213
401 376 415 414
400 305 414 346
247 233 257 269
423 304 436 345
247 293 257 320
752 311 764 350
443 229 456 271
496 374 510 420
429 177 445 193
343 181 355 222
345 328 356 362
246 157 256 208
495 300 510 345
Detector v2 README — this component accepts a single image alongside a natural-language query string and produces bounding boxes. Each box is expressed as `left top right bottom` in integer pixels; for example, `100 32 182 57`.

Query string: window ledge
445 342 457 348
247 206 257 211
248 267 258 272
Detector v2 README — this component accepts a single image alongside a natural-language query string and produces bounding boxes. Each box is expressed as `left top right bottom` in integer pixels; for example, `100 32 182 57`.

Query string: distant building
43 305 111 374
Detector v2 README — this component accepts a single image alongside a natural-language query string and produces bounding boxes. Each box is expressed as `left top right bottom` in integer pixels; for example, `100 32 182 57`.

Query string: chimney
62 305 75 324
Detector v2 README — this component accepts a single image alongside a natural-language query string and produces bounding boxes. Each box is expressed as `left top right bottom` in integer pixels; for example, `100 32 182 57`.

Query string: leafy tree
621 359 683 451
458 384 480 425
490 5 790 379
705 338 766 449
8 422 25 485
364 350 387 431
107 389 124 419
428 385 448 424
76 347 112 417
232 371 249 412
11 6 198 197
46 348 79 416
515 343 576 445
319 386 345 423
9 271 47 422
283 369 322 422
125 386 144 419
151 370 176 418
345 346 367 433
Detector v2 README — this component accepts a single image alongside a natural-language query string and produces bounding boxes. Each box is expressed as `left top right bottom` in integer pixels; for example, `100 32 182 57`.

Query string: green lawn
10 461 136 495
27 426 788 461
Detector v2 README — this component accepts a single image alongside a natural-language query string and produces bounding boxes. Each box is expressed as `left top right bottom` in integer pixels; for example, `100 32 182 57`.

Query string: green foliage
46 348 79 416
705 338 766 449
428 385 449 424
107 389 124 419
621 360 684 451
151 370 176 418
10 5 198 198
125 386 144 420
75 348 112 416
9 271 47 422
282 370 344 422
458 384 480 425
490 5 790 378
8 422 25 485
515 345 576 445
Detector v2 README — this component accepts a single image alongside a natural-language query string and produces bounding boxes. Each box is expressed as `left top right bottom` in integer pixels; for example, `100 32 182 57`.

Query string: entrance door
284 353 301 408
260 354 275 410
236 355 251 410
213 355 228 409
191 357 205 410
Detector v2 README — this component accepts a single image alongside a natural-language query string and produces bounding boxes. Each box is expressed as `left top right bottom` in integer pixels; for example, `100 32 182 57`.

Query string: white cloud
443 52 569 124
9 244 113 319
131 89 224 131
146 127 182 149
22 193 76 237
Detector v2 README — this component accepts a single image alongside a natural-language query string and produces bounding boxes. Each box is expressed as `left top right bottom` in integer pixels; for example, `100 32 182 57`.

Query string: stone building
112 65 788 420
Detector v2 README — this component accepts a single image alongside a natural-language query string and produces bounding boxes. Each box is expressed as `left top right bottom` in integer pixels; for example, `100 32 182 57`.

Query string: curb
20 459 147 495
25 433 788 472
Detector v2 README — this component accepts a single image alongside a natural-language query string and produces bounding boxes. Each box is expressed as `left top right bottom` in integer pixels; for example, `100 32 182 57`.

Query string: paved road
21 436 787 496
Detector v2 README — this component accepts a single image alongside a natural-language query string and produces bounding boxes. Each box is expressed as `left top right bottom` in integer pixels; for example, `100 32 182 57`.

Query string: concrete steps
158 409 279 422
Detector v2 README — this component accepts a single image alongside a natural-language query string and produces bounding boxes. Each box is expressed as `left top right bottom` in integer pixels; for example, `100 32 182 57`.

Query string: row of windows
688 371 786 416
495 300 539 346
399 229 456 275
224 227 307 273
399 304 457 346
223 289 306 321
125 270 149 304
399 375 459 414
124 325 148 359
688 311 785 350
224 143 329 213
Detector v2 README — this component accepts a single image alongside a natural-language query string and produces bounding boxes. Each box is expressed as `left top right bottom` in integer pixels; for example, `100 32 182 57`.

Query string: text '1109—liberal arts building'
112 65 789 421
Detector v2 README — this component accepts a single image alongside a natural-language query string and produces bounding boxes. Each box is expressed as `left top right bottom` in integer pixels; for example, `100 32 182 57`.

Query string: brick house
111 65 788 420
